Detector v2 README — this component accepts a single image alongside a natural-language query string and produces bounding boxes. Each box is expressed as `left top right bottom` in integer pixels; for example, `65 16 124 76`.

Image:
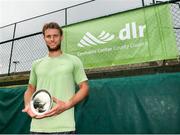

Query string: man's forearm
24 90 33 106
67 81 89 109
24 84 36 106
68 89 88 108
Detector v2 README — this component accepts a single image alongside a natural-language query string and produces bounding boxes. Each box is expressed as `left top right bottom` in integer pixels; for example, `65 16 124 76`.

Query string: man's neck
48 50 62 57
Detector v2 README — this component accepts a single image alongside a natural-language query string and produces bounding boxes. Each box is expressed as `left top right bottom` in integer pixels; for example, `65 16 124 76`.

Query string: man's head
42 22 63 52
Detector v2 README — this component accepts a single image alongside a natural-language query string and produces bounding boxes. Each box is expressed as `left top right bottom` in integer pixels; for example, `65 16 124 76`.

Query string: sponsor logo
77 22 146 48
78 31 115 48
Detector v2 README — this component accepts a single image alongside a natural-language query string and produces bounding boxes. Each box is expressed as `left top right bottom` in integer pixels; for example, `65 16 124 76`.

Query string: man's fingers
52 96 59 103
31 114 37 118
35 106 62 119
22 106 37 118
43 107 57 115
35 115 46 119
35 111 56 119
22 108 26 112
22 106 28 112
33 97 65 119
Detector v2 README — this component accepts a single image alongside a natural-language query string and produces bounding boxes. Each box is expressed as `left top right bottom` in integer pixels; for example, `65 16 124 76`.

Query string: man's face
44 28 63 52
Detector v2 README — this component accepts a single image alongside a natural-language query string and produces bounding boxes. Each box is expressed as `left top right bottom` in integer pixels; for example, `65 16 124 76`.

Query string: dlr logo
119 22 146 40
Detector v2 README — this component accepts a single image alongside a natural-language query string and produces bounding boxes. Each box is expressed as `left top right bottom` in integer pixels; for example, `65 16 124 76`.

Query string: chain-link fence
11 35 48 73
0 0 179 76
171 3 180 53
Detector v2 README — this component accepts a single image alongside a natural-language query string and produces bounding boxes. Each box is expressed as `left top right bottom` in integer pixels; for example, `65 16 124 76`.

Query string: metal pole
142 0 145 6
13 61 19 74
65 8 67 26
64 8 68 51
8 23 16 75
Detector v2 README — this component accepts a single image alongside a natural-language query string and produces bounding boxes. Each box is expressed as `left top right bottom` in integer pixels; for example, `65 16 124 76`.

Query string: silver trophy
30 89 52 115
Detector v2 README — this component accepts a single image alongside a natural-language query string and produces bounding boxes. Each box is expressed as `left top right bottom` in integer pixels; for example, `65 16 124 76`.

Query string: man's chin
48 48 60 52
47 45 61 52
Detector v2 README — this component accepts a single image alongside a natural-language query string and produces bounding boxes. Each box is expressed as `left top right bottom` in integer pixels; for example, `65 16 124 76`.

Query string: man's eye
46 36 51 38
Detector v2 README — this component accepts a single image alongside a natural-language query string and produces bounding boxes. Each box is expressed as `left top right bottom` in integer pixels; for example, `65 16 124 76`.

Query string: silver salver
30 89 52 115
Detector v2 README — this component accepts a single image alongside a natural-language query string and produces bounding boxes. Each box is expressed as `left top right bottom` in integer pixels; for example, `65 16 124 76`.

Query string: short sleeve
73 56 88 85
29 62 37 87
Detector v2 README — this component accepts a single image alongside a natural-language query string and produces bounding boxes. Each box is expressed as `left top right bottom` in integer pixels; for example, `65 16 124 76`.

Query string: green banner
62 4 178 69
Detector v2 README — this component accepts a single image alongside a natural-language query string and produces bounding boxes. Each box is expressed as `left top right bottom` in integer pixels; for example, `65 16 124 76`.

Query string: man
22 22 89 134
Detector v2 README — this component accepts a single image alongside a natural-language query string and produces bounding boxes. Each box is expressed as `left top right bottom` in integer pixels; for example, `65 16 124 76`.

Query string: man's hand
35 97 70 119
35 81 89 119
22 104 37 118
23 84 36 118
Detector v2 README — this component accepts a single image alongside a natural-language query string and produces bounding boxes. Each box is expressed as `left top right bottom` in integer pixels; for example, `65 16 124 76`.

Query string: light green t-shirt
29 53 88 132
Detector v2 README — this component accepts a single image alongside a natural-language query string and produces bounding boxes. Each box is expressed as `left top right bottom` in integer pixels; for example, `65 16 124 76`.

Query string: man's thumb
22 106 28 112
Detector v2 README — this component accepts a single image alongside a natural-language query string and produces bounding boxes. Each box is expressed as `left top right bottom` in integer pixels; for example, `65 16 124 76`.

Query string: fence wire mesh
10 34 47 73
171 3 180 54
0 2 180 76
0 42 12 74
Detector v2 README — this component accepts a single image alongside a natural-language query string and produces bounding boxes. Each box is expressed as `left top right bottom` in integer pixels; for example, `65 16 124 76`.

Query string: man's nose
50 36 54 41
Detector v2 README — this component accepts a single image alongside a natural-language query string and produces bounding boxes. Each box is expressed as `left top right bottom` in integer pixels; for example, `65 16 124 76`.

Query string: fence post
142 0 145 6
65 8 67 26
8 23 16 76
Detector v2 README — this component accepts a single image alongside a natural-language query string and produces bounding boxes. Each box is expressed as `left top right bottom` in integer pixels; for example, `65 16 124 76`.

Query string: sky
0 0 168 28
0 0 91 27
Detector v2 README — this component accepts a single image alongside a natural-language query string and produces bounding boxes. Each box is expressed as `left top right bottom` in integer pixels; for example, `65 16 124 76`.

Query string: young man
22 22 89 134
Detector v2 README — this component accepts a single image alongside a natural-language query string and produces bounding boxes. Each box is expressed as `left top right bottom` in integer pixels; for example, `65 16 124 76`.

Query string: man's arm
35 81 89 119
22 84 37 117
66 80 89 109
